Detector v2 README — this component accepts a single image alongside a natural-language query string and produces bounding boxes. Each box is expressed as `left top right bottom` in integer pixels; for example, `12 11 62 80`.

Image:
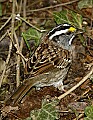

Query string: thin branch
0 31 8 42
16 51 28 62
19 0 27 68
58 66 93 100
15 15 45 32
7 30 28 62
0 16 11 31
28 0 79 12
0 16 13 87
18 0 22 14
0 40 12 87
11 0 20 87
14 31 20 87
23 0 26 31
73 113 84 120
11 2 15 39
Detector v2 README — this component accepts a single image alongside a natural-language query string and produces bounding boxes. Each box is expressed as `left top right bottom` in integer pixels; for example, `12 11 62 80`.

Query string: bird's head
47 23 77 50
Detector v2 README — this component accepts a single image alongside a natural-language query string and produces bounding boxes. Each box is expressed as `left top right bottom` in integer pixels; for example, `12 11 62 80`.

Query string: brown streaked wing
26 37 71 77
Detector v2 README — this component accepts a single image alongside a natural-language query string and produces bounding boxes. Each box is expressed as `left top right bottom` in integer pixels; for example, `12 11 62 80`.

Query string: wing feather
25 37 71 77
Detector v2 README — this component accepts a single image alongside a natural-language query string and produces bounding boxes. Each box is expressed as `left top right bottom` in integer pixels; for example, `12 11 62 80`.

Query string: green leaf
25 98 59 120
70 11 83 29
53 10 70 24
25 118 32 120
84 106 93 119
84 117 93 120
89 74 93 83
53 10 83 29
78 0 93 9
22 28 42 52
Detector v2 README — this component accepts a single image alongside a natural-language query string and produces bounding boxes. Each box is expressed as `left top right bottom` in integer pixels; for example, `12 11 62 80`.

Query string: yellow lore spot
69 27 76 32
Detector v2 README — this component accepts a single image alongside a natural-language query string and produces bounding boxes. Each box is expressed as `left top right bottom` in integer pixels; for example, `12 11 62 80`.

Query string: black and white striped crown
47 23 76 40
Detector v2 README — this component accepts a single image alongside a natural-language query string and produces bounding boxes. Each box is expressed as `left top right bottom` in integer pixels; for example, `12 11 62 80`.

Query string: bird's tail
5 77 37 105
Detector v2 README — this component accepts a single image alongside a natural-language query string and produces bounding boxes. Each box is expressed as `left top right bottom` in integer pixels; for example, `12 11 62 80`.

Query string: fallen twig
58 66 93 100
0 41 12 87
0 16 11 31
28 0 79 12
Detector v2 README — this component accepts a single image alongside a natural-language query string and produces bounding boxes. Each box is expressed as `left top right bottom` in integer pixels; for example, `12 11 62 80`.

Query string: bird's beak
76 29 84 35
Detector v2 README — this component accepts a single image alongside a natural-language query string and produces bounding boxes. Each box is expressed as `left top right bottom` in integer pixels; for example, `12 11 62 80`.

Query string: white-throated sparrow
7 23 77 105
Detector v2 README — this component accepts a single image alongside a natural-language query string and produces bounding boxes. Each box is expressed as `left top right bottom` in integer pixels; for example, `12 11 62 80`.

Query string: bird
6 23 77 105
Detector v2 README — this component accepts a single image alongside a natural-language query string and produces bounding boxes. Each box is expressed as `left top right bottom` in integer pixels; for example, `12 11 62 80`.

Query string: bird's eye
66 31 72 35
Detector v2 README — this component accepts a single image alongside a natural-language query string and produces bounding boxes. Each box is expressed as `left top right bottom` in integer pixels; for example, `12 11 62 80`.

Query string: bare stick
15 15 45 32
11 0 20 87
58 66 93 100
0 16 11 31
28 0 79 12
0 31 8 42
19 0 27 69
7 30 28 62
0 16 13 87
14 31 20 87
0 41 12 87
